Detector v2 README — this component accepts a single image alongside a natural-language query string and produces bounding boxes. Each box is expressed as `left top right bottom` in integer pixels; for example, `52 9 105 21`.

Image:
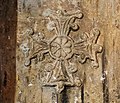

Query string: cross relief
20 9 103 93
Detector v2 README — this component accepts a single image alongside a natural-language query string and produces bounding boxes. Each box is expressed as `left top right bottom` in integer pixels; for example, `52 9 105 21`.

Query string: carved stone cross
21 9 102 102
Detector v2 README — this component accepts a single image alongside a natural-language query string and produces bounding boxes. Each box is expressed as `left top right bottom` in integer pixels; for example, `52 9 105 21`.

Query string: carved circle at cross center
49 35 74 60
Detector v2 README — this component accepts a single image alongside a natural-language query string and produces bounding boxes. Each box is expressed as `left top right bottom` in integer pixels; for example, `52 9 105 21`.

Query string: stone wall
0 0 120 103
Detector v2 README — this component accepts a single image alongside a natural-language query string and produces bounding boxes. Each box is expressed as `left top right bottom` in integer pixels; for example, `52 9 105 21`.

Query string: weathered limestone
0 0 120 103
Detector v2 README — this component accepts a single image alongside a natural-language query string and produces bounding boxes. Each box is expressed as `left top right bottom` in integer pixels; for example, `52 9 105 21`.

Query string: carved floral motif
50 36 74 60
21 10 102 93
